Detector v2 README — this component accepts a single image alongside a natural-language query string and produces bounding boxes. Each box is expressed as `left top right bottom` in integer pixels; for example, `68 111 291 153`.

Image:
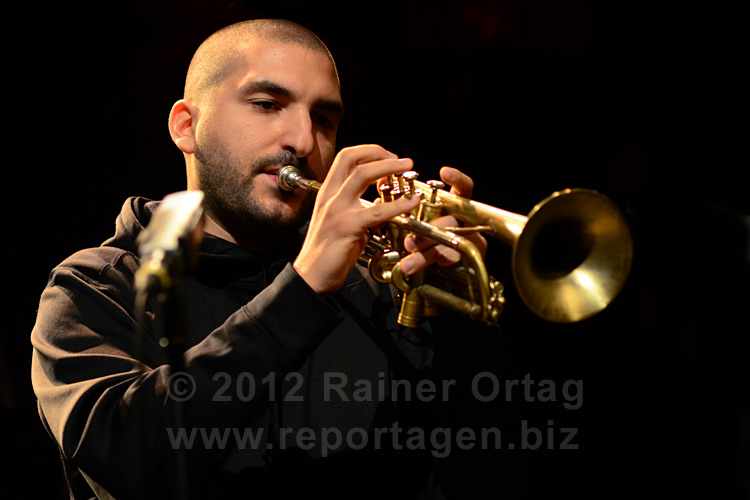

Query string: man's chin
237 201 311 239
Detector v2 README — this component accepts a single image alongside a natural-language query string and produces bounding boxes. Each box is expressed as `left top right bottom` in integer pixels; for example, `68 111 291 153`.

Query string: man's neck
202 214 298 252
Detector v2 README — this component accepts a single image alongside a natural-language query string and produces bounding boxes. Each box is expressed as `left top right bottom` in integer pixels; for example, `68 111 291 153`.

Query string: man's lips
259 165 302 194
261 166 282 176
261 164 314 181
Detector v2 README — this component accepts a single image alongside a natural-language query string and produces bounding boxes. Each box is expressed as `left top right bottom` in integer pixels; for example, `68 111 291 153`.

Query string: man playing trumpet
31 18 492 500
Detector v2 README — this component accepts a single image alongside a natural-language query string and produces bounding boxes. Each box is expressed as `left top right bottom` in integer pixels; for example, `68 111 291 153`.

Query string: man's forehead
235 39 336 76
229 40 341 98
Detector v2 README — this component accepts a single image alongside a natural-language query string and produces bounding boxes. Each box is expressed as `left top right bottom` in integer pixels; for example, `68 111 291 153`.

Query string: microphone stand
157 286 190 500
132 191 205 500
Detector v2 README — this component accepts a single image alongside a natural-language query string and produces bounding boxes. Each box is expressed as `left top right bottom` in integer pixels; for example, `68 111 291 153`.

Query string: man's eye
313 114 335 129
252 100 279 112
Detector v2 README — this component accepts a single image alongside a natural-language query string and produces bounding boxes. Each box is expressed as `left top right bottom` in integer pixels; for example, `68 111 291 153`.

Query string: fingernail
400 195 420 209
404 235 416 252
439 248 460 264
400 258 414 275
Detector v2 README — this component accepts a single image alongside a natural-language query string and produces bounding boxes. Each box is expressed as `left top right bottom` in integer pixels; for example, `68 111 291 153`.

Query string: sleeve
30 248 343 498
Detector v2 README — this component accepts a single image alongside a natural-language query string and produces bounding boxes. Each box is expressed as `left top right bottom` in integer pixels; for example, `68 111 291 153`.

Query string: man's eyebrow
239 79 295 100
240 78 345 116
314 98 345 118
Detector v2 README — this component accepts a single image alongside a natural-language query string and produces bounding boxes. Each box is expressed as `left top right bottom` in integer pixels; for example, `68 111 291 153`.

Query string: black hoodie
31 196 443 499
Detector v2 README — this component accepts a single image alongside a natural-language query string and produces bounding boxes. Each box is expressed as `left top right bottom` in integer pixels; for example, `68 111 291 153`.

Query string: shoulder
45 195 158 293
47 245 140 298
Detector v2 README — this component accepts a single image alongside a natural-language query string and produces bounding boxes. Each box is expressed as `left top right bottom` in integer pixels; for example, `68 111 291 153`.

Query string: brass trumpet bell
512 189 633 323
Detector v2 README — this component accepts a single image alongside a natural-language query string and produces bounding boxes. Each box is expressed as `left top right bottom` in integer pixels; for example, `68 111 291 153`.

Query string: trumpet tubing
277 165 633 326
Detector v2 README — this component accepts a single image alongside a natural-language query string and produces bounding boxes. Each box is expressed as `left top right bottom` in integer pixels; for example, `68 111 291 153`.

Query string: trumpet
278 165 633 327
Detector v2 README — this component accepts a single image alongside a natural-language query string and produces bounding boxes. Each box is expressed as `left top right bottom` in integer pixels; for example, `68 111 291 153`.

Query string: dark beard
193 137 315 245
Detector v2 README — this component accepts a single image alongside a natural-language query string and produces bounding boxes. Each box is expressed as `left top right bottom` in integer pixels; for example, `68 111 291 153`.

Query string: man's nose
281 108 315 159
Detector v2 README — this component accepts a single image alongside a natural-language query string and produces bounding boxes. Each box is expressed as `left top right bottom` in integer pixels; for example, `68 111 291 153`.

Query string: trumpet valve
402 171 419 199
426 180 444 203
418 180 446 222
379 183 393 203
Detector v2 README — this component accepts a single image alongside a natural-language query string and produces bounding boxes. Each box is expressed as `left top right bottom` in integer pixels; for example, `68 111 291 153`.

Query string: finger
324 145 397 192
361 195 420 228
338 157 414 203
440 166 474 198
465 232 489 258
400 245 461 276
403 215 460 252
405 225 487 260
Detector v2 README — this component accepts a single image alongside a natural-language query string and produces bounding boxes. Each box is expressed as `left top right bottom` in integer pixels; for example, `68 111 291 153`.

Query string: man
31 19 491 499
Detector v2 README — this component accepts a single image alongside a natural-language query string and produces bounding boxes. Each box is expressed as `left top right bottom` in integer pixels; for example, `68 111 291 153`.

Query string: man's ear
168 99 197 154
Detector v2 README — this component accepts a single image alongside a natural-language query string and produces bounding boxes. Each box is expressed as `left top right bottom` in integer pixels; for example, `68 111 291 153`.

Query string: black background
4 0 748 498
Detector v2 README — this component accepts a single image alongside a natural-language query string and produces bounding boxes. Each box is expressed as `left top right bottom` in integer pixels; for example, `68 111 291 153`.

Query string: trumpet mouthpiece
277 165 302 191
277 165 322 193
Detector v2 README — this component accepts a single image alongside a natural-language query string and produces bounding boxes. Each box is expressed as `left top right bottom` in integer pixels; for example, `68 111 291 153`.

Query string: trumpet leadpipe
276 165 462 246
408 178 527 243
279 164 526 243
278 164 384 213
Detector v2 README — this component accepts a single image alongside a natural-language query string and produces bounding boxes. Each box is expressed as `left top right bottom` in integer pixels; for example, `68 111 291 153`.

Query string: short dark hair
184 19 338 105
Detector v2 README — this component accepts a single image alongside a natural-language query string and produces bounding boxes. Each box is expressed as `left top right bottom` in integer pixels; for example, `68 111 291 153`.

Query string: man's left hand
396 166 489 276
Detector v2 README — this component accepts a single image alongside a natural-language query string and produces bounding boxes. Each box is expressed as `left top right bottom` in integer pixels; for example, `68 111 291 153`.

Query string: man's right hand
293 145 420 296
